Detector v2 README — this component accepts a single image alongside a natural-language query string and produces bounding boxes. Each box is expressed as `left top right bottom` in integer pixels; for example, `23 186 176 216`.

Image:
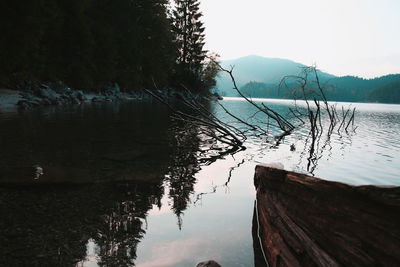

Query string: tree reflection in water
95 183 163 266
0 97 359 266
165 124 201 229
165 120 246 229
0 119 233 266
0 182 164 266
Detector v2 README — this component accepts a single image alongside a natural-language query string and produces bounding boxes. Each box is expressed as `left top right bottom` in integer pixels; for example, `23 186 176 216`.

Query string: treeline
0 0 215 93
241 74 400 104
367 80 400 103
325 74 400 102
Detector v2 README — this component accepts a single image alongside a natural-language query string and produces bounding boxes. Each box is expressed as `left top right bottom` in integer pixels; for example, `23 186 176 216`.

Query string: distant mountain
240 74 400 103
215 55 335 96
215 55 400 103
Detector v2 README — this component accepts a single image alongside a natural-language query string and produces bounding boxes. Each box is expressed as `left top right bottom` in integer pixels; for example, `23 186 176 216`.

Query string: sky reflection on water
1 99 399 266
134 98 400 266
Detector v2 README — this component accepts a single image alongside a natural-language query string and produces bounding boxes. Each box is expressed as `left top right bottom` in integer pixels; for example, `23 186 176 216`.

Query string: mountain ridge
215 55 400 103
216 55 335 96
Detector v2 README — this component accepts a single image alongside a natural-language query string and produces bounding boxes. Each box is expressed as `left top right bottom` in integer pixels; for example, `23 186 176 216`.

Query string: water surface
0 98 399 266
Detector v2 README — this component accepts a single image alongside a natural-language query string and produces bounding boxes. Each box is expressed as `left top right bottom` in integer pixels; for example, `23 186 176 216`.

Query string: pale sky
199 0 400 78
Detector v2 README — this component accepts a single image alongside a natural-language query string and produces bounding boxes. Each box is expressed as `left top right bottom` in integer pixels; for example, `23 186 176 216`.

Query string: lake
0 98 399 266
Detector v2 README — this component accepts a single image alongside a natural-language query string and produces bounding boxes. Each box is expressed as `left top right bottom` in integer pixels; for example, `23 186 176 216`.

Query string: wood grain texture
254 165 400 267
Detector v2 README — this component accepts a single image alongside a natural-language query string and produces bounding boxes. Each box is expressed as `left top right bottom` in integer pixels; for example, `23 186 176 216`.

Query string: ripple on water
1 98 400 267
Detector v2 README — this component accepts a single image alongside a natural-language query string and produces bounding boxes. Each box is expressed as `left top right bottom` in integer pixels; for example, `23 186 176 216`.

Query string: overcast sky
199 0 400 78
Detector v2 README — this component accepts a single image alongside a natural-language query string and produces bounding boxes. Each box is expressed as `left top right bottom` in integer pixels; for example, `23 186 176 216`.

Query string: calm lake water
0 98 399 266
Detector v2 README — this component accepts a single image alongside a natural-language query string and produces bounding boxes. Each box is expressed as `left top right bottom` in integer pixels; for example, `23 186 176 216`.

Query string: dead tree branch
218 64 295 134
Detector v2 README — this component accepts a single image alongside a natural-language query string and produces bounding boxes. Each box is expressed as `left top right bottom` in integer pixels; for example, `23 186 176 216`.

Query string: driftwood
219 65 295 134
253 165 400 267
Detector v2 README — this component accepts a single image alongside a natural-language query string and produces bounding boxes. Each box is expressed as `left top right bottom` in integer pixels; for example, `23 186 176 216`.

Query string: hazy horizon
200 0 400 79
220 54 400 79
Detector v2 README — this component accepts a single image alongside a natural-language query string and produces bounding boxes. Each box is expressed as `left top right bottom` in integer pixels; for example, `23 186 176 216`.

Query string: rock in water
33 165 44 180
196 260 221 267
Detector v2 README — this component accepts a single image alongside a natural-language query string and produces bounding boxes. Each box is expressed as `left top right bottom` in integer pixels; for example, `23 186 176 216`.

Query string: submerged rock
32 165 44 180
196 260 221 267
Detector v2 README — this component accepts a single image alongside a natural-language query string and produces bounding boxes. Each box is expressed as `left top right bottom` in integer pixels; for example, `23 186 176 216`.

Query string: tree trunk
253 164 400 267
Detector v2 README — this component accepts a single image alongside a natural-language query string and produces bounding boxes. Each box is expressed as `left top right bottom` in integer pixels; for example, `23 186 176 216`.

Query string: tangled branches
145 87 246 153
280 66 356 136
219 65 295 135
146 64 356 174
279 66 357 173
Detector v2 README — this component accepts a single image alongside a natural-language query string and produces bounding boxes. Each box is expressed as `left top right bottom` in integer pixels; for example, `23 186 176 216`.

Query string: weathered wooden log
254 164 400 267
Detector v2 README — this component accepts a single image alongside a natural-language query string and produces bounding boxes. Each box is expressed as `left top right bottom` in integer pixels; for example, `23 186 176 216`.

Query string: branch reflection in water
0 92 362 266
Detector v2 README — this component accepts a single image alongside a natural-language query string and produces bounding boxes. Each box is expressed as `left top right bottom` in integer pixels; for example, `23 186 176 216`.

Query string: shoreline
0 85 222 114
0 89 24 111
0 86 150 114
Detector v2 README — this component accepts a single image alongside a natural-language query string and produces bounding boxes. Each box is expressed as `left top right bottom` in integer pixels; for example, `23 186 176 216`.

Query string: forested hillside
322 74 400 102
217 56 400 103
0 0 216 93
367 81 400 103
0 1 176 91
240 74 400 103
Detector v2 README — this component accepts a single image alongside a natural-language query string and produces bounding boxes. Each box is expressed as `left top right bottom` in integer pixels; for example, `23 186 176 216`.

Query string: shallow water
0 98 399 266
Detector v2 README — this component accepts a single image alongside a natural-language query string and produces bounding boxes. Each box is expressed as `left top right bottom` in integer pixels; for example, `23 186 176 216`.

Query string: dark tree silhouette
172 0 206 74
0 0 175 91
172 0 217 92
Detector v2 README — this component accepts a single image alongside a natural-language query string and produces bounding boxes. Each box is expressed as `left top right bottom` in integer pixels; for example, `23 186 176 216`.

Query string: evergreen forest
217 56 400 104
0 0 216 93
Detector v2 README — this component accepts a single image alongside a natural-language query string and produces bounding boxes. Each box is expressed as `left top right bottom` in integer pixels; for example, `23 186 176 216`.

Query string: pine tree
173 0 207 77
0 0 176 91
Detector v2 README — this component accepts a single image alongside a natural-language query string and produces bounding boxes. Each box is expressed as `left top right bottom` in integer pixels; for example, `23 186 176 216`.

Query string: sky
199 0 400 78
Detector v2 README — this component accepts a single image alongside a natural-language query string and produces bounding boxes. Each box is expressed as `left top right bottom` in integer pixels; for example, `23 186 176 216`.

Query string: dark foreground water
0 98 399 266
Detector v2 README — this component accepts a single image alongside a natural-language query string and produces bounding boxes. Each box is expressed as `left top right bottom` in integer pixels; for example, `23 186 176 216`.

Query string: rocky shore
253 164 400 266
0 82 222 113
0 81 144 112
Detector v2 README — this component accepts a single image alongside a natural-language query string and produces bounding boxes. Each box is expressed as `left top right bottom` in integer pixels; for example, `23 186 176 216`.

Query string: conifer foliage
0 0 218 93
0 0 175 91
172 0 206 74
172 0 215 92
